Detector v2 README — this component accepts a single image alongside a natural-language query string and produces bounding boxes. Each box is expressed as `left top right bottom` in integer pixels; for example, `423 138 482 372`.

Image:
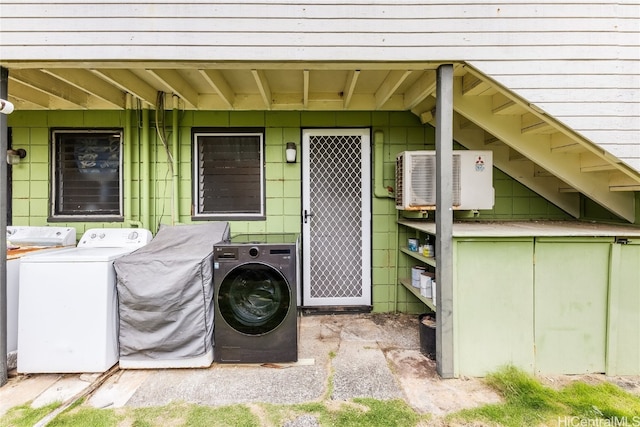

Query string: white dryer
17 228 152 373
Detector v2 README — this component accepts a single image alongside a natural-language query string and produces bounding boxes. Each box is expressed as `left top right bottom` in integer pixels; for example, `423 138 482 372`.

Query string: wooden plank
5 31 626 48
2 17 630 33
1 2 627 20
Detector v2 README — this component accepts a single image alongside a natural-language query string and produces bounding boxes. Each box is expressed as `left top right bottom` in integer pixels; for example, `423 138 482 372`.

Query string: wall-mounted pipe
373 130 394 199
171 95 180 224
124 94 143 228
141 105 151 230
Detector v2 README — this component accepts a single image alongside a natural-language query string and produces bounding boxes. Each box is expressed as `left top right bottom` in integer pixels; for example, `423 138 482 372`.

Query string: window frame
50 128 124 222
192 128 266 220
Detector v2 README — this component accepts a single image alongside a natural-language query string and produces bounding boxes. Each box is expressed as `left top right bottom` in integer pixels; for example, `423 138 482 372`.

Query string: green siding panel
606 242 640 375
534 241 610 374
455 239 535 376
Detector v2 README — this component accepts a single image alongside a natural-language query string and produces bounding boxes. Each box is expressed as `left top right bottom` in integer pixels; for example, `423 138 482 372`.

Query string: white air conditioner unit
395 150 494 210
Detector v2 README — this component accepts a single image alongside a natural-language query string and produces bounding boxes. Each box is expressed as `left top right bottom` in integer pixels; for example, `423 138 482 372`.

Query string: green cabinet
454 238 535 376
534 238 612 374
397 219 640 377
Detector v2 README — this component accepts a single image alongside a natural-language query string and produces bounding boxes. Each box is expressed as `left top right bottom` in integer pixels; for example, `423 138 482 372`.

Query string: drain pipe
171 95 180 224
140 105 151 230
373 130 394 199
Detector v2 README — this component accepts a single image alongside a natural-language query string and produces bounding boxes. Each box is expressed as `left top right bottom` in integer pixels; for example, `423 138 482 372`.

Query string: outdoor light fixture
7 148 27 165
286 142 297 163
0 99 14 115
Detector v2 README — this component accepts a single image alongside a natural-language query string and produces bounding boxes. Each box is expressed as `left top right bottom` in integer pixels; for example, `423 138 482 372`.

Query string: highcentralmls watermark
557 417 640 427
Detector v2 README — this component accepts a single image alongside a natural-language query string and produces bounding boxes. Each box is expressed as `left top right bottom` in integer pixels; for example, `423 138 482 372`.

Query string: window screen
52 130 123 218
193 131 264 218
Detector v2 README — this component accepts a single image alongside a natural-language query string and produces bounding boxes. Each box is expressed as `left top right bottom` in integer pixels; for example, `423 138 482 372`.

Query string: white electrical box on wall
395 150 494 211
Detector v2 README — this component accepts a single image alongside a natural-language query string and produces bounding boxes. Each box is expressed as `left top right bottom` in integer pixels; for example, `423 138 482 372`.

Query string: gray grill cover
114 222 230 360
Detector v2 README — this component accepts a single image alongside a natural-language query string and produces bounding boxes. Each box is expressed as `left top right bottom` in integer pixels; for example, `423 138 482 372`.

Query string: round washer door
218 262 292 336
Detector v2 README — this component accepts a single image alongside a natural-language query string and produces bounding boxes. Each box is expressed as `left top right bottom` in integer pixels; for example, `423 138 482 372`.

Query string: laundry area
5 221 309 376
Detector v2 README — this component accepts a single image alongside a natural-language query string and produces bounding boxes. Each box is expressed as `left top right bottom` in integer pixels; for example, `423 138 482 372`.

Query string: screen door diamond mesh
308 135 363 298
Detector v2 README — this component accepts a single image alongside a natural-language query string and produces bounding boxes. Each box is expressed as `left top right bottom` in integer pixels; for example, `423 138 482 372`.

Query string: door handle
304 209 314 224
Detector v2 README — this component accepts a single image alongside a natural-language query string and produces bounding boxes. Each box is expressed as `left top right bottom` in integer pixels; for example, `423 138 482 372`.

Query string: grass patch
48 406 121 427
448 366 640 427
326 398 422 427
0 402 61 427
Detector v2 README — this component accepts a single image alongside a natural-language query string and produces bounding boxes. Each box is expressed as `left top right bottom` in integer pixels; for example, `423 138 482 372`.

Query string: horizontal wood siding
0 0 638 170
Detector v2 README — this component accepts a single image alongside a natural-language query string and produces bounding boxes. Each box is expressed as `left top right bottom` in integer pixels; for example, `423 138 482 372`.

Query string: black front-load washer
213 234 299 363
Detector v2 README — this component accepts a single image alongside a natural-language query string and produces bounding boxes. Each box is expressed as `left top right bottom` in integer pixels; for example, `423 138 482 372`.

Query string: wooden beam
342 70 360 109
9 69 89 108
303 70 309 108
147 69 198 108
580 152 618 172
521 112 556 134
375 70 411 109
492 93 522 115
404 70 436 110
91 69 157 107
461 73 491 96
8 79 50 108
251 69 272 109
42 68 125 108
609 171 640 191
198 69 235 109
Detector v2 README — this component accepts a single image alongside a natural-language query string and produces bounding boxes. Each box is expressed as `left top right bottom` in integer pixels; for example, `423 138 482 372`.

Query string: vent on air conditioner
395 150 494 211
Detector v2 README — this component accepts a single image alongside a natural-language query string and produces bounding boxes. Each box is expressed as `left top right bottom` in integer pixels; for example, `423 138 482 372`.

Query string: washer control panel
77 228 153 248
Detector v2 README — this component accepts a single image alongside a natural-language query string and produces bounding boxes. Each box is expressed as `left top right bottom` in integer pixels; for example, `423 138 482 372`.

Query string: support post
435 64 455 379
1 67 9 386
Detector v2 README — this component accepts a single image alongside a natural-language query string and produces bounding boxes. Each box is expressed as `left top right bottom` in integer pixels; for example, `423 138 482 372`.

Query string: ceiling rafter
9 69 89 109
342 70 360 109
42 68 125 108
375 70 411 109
90 69 157 107
404 71 436 110
303 70 310 108
198 69 235 109
146 69 198 108
8 79 50 109
251 69 272 109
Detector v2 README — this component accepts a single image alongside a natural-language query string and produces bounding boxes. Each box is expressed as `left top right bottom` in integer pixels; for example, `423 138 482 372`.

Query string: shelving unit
396 218 437 313
397 247 436 311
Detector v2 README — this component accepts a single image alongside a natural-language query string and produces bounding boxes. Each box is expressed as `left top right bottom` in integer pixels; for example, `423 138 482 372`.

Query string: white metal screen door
302 129 371 307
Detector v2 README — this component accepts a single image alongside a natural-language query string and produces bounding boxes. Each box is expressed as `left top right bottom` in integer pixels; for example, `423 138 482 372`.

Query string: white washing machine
5 226 77 367
17 228 152 373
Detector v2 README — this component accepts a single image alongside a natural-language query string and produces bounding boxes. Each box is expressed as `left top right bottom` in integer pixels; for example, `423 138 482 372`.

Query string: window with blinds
51 130 123 219
193 130 264 219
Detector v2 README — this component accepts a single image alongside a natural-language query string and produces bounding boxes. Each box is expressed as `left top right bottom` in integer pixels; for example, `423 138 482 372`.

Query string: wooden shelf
400 247 436 267
399 278 436 312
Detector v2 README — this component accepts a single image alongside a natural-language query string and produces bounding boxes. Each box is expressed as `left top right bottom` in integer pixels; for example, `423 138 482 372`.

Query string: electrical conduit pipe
373 130 394 199
124 94 143 228
171 95 180 224
141 105 151 230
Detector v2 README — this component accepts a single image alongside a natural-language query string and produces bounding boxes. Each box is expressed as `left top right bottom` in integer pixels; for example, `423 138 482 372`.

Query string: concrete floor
0 313 501 420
